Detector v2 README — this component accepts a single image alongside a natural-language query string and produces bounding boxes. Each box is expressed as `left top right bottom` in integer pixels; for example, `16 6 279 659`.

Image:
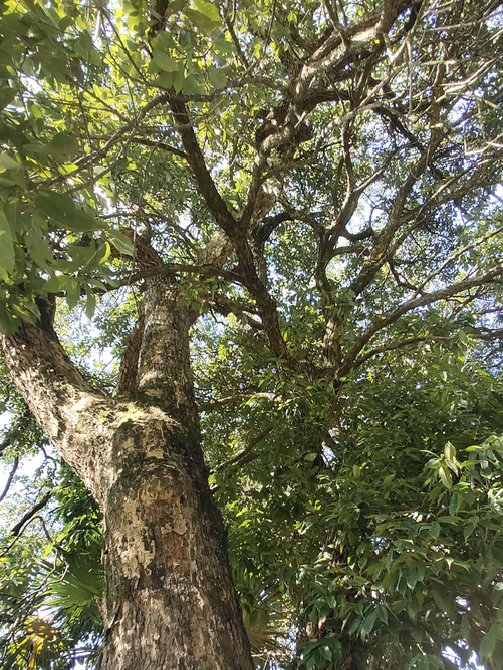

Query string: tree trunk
98 409 253 669
0 277 254 670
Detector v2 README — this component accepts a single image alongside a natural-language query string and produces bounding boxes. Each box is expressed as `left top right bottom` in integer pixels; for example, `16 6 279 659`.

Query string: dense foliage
0 0 502 668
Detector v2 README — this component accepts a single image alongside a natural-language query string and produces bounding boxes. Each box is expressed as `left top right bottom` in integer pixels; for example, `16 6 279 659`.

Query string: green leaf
193 0 220 22
208 67 227 89
72 242 110 270
110 232 135 256
444 442 456 460
383 474 395 487
463 517 479 541
157 71 175 88
153 51 180 72
22 142 52 158
85 288 96 319
168 0 188 13
480 624 499 660
44 275 64 293
181 74 204 95
35 191 99 232
359 608 378 638
430 521 440 539
405 566 420 590
74 31 101 66
67 245 98 266
491 582 503 605
458 330 469 345
0 152 22 171
438 463 452 489
173 68 185 93
50 132 80 159
0 88 17 111
0 209 15 276
151 32 175 53
186 8 220 34
0 302 18 335
214 36 235 55
25 228 53 269
65 280 81 310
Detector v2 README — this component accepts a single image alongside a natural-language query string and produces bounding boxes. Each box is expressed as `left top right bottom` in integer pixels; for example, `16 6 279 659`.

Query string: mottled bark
0 278 254 669
116 313 144 395
99 410 252 670
99 277 253 668
0 320 111 501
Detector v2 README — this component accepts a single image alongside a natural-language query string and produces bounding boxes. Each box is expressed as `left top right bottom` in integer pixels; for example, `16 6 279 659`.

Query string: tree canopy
0 0 502 668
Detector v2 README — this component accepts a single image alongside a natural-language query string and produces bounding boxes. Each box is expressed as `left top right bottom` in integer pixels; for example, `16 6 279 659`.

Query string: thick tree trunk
98 409 252 669
0 277 254 669
99 281 253 668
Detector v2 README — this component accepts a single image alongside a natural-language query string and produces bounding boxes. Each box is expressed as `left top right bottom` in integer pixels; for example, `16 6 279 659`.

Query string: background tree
0 0 502 668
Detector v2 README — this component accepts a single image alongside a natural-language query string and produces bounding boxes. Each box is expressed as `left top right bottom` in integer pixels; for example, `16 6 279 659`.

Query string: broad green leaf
463 518 478 541
0 88 16 110
214 36 235 55
74 31 101 66
0 152 22 171
151 32 175 52
405 566 420 590
73 206 97 233
86 243 111 268
186 8 219 34
193 0 220 22
383 474 395 487
208 67 227 89
44 275 64 292
458 330 469 345
25 228 53 269
110 233 135 256
65 280 81 310
181 74 204 95
35 191 99 232
50 132 80 159
479 624 499 660
22 142 52 158
173 67 186 93
67 245 99 266
153 51 180 72
168 0 187 12
158 71 175 88
0 209 15 276
359 608 378 638
438 463 452 489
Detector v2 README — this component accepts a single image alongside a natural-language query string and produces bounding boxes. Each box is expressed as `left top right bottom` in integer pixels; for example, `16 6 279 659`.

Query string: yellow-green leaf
193 0 220 22
444 442 456 460
438 463 452 489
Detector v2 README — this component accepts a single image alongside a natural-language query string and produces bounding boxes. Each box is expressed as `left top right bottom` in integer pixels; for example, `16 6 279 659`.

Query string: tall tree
0 0 502 668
